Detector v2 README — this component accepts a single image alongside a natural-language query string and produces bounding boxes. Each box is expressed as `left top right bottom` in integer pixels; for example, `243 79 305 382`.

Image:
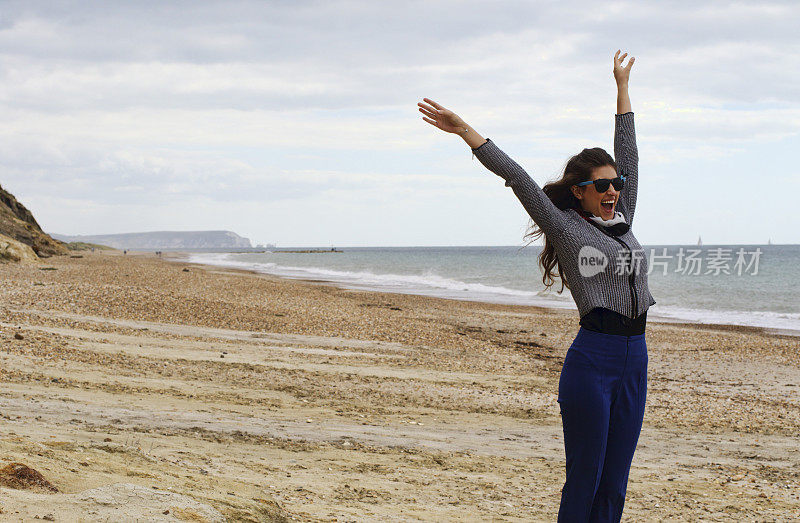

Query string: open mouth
601 199 615 213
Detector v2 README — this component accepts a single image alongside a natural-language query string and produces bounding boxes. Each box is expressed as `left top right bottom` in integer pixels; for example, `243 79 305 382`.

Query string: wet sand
1 252 798 521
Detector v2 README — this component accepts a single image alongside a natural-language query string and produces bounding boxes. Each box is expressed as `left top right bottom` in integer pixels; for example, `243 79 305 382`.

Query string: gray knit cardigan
472 112 656 319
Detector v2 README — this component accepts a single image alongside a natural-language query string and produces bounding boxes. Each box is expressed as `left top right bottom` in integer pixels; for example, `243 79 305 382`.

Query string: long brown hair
522 147 617 293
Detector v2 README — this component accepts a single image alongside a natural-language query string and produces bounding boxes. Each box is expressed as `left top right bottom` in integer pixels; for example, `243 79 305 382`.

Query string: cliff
0 234 39 263
0 184 68 258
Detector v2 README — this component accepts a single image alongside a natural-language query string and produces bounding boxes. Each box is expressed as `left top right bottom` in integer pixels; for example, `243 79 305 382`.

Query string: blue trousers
557 327 648 522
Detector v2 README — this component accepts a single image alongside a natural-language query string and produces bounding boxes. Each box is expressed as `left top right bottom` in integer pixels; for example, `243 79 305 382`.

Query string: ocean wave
185 253 575 309
184 252 800 334
648 305 800 333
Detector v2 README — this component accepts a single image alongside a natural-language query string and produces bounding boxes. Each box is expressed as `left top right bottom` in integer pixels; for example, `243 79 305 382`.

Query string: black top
580 307 647 336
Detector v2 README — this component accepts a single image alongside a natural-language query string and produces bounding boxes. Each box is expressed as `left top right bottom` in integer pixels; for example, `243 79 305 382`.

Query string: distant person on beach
419 50 654 521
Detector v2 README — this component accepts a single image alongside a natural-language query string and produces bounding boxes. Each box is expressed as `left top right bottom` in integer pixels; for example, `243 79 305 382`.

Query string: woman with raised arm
418 50 655 522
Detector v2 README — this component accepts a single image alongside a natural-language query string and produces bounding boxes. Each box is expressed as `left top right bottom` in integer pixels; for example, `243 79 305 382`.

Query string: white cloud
1 0 798 244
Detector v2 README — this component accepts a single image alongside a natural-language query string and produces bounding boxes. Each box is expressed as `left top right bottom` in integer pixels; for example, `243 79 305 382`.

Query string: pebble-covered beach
1 252 798 521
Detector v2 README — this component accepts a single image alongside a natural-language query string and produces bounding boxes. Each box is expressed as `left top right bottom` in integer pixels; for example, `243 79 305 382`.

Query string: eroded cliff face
0 184 67 258
0 233 39 263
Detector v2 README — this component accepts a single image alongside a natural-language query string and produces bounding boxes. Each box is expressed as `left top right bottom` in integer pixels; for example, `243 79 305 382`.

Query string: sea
186 244 800 336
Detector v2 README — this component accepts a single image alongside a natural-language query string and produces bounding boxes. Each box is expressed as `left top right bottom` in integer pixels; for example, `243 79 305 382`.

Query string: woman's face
573 165 621 219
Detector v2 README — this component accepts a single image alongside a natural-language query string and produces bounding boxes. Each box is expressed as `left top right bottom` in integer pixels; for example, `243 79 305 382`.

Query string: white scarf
587 210 627 227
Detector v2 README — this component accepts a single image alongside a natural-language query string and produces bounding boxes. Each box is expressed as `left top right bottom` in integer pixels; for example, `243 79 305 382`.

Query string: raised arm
613 50 639 226
417 98 569 237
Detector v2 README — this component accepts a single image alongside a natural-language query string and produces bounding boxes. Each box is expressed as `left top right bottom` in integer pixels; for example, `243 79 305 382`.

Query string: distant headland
51 230 254 250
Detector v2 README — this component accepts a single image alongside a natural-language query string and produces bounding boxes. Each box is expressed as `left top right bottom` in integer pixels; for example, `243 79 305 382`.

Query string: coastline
1 251 798 520
170 251 800 338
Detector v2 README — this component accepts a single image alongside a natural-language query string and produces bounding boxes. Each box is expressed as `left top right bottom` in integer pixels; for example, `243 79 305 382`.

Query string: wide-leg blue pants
557 327 648 522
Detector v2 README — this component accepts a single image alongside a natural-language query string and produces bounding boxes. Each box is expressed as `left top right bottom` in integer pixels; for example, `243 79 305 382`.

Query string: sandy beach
1 251 798 521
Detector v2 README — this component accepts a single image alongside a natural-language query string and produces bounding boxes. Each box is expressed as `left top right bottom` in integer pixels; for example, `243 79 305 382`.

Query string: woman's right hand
417 98 467 134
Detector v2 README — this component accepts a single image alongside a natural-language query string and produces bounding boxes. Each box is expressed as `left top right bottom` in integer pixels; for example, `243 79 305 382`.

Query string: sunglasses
576 175 626 193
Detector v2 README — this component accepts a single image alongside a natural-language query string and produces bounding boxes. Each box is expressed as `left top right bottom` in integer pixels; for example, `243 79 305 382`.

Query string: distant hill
51 231 252 250
0 184 68 258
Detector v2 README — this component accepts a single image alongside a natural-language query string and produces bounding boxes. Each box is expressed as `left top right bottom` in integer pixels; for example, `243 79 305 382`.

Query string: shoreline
167 251 800 339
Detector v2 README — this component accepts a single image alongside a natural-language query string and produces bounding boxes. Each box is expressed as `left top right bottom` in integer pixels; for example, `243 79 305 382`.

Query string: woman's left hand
613 49 634 86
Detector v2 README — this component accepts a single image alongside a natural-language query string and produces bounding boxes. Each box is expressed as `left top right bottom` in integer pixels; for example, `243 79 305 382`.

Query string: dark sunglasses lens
593 177 624 192
594 179 611 192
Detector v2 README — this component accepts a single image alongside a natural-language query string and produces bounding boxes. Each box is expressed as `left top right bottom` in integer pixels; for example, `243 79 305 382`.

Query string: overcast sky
1 0 798 246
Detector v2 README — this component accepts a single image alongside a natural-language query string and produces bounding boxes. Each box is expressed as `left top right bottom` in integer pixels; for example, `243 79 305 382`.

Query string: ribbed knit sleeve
472 138 569 237
614 112 639 226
